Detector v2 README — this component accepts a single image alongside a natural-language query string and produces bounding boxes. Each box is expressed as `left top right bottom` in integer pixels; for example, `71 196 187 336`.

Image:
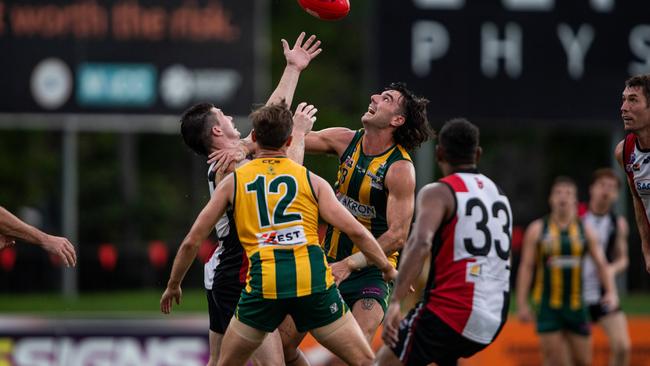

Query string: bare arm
286 102 318 165
0 206 76 267
266 32 321 108
375 161 415 254
311 173 394 277
616 140 650 273
304 127 356 156
515 219 543 321
391 183 453 303
161 176 234 313
585 223 619 308
611 216 629 275
210 32 322 165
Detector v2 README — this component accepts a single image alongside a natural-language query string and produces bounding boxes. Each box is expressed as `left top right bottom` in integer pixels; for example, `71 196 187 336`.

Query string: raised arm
160 175 234 314
266 32 322 108
585 224 619 309
615 140 650 273
516 219 543 322
311 172 395 279
286 102 318 165
0 206 76 267
304 127 356 156
381 182 453 346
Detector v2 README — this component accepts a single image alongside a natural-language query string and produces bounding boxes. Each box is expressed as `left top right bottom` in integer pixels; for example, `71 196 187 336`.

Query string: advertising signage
377 0 650 121
0 0 260 115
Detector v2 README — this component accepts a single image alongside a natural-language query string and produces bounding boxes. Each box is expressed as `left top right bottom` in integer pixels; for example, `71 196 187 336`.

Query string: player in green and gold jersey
168 103 396 366
517 176 618 366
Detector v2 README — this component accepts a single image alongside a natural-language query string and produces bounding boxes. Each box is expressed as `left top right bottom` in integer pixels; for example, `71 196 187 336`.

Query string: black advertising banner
376 0 650 121
0 0 260 114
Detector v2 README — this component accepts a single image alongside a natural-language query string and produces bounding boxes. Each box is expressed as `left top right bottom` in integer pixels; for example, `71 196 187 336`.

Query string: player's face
361 89 404 128
590 177 619 208
621 86 650 132
549 183 577 215
211 107 240 140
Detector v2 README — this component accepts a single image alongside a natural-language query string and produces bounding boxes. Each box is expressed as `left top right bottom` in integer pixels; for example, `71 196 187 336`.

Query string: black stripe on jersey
339 130 363 164
306 169 317 202
346 153 371 200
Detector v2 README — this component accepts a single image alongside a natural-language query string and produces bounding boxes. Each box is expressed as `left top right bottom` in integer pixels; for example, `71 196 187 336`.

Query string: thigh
217 317 267 366
376 345 404 366
290 285 348 332
277 315 308 350
598 311 630 345
207 330 223 366
538 332 570 366
338 267 392 313
250 329 285 366
235 291 287 333
565 331 592 366
352 298 385 341
310 311 374 366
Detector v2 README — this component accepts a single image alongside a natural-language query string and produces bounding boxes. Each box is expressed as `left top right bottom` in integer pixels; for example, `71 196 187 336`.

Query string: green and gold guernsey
532 217 587 310
322 129 412 268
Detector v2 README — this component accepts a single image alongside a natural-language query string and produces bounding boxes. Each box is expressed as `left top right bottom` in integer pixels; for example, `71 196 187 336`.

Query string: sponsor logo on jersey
547 255 581 268
344 156 354 168
256 226 307 246
474 177 484 189
366 170 384 190
329 302 339 314
636 179 650 196
338 194 376 219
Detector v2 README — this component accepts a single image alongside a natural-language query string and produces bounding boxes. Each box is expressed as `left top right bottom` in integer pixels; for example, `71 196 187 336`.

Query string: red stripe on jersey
239 252 249 285
426 217 475 334
623 133 636 187
623 133 650 231
440 174 468 192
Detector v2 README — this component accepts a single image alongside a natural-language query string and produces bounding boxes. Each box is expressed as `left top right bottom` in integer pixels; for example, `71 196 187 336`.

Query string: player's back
233 157 334 300
425 171 512 345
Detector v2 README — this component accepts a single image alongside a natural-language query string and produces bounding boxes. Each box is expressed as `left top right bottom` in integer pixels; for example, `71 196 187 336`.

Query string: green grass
0 290 649 316
0 289 207 315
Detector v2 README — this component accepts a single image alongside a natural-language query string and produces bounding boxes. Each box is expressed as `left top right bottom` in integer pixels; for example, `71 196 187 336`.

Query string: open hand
293 102 317 135
282 32 322 72
42 235 76 267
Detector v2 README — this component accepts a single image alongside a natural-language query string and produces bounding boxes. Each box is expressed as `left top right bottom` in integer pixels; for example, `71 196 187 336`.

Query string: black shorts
207 282 244 334
390 304 488 366
588 302 622 323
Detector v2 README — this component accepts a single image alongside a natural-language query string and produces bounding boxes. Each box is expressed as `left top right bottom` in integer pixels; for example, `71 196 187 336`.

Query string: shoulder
615 139 625 166
385 160 415 187
417 182 454 208
526 219 545 236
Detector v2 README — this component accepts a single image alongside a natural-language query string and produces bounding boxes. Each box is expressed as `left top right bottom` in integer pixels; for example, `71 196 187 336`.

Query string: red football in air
297 0 350 21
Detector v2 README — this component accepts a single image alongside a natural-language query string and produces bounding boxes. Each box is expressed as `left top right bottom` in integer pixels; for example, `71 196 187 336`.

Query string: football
297 0 350 21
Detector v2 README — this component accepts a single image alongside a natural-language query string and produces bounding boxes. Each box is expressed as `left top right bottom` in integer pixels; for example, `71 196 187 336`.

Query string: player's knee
611 337 631 356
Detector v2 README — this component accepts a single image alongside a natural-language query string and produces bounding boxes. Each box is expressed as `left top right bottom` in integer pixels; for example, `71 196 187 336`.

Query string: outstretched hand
282 32 322 72
293 102 318 134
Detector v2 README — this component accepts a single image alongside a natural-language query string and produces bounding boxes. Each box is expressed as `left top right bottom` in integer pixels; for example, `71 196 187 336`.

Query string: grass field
1 289 650 316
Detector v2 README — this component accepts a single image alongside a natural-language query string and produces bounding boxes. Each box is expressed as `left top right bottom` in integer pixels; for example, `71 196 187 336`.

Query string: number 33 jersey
425 171 513 345
233 157 334 300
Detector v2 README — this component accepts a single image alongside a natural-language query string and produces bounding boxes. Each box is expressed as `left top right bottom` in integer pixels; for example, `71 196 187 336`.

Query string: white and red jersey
424 171 512 345
623 133 650 232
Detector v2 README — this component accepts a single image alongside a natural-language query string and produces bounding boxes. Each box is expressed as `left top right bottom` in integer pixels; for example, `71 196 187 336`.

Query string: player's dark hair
438 118 479 165
626 74 650 107
551 176 578 191
591 168 621 188
250 102 293 149
180 102 215 157
386 82 435 151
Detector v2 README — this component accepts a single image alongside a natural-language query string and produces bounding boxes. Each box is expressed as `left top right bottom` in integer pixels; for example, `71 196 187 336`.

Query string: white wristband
348 252 368 270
